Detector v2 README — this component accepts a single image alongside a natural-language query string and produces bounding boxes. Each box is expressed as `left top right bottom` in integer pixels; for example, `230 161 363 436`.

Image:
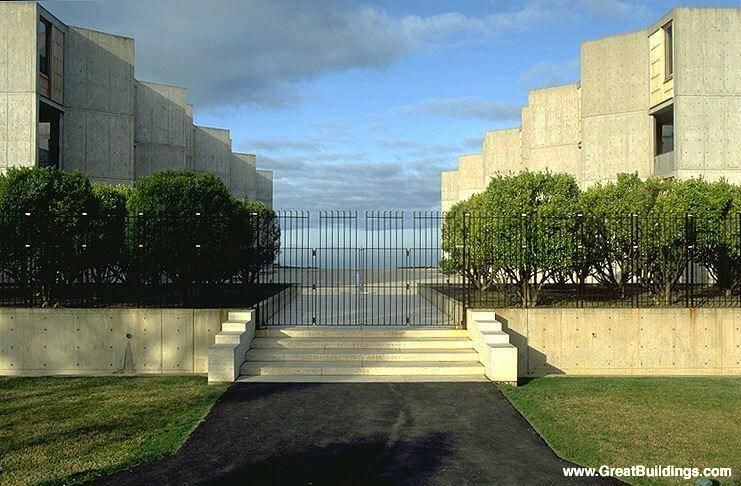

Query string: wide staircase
237 326 487 382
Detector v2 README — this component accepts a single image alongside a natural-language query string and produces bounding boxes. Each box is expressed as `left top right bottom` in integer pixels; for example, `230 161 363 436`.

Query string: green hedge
442 171 741 306
0 168 279 305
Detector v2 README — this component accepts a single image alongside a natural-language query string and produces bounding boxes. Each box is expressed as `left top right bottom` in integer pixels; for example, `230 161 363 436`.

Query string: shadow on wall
134 80 192 176
496 313 565 378
63 27 136 184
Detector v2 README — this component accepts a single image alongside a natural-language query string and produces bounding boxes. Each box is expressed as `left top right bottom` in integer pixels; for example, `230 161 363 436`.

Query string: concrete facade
490 307 741 378
0 2 273 208
442 7 741 209
0 308 227 375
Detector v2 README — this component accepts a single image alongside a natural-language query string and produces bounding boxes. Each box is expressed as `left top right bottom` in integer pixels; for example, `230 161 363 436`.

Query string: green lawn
0 376 226 485
500 377 741 485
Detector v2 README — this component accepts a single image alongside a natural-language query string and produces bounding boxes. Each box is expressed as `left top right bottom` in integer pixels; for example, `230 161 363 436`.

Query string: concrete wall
491 308 741 377
441 170 460 213
456 153 486 200
256 169 273 208
521 84 581 177
580 30 651 187
0 2 38 170
194 125 231 187
134 80 192 176
63 27 135 184
0 308 227 375
482 128 522 179
673 8 741 184
230 152 257 200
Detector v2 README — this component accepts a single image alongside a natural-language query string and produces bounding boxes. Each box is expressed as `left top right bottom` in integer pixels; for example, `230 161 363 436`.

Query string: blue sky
43 0 741 210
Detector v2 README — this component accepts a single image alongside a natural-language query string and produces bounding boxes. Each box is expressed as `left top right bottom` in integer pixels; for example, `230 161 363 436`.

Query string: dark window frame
39 16 51 78
663 21 673 81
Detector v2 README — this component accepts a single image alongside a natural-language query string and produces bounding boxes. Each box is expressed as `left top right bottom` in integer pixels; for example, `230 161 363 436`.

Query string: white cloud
42 0 654 110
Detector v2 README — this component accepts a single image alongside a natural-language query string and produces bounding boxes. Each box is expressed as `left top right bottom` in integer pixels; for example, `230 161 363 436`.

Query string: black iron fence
0 212 280 307
255 211 462 326
1 210 740 316
441 212 741 309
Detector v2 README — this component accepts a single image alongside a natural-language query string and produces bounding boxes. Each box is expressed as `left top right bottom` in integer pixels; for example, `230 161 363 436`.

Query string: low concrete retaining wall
490 308 741 377
0 308 228 376
417 285 463 326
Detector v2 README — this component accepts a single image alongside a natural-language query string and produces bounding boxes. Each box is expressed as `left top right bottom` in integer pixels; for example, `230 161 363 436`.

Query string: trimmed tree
126 171 243 286
442 171 581 306
0 167 99 305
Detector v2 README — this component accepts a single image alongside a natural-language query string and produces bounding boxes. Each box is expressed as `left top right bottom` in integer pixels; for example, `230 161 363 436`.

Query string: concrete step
215 331 244 345
222 321 251 333
240 360 486 376
245 348 479 362
228 310 253 322
236 374 490 383
255 326 468 339
250 337 475 350
482 331 510 345
475 319 503 332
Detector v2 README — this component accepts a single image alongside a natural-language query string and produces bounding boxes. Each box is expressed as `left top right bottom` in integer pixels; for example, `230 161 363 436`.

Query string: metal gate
256 211 463 327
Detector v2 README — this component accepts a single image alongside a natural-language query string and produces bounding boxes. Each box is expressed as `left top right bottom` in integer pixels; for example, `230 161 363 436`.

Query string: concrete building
0 2 273 208
442 7 741 211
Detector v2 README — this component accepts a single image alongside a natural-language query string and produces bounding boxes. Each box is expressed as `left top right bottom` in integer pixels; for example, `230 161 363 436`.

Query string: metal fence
255 211 462 326
1 211 740 317
444 212 741 309
0 212 280 308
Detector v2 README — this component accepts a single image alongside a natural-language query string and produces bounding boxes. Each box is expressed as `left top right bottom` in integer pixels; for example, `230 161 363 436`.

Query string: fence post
630 213 638 308
462 211 469 329
576 213 584 309
685 213 693 308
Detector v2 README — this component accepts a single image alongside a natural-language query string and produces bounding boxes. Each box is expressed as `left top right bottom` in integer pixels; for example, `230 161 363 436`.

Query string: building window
38 17 51 77
664 22 673 79
654 106 674 155
38 102 61 169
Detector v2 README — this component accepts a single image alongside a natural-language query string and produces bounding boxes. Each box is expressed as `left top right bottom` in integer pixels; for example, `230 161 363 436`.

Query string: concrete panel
441 170 459 212
62 108 85 171
62 27 134 180
185 104 194 169
580 111 651 187
675 8 741 97
490 307 741 377
64 27 134 115
0 308 226 376
256 169 273 208
194 125 231 185
0 2 37 93
482 128 522 178
527 84 580 149
580 30 649 117
194 309 223 373
230 152 258 200
456 153 485 200
0 93 36 168
162 309 194 373
134 81 189 168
